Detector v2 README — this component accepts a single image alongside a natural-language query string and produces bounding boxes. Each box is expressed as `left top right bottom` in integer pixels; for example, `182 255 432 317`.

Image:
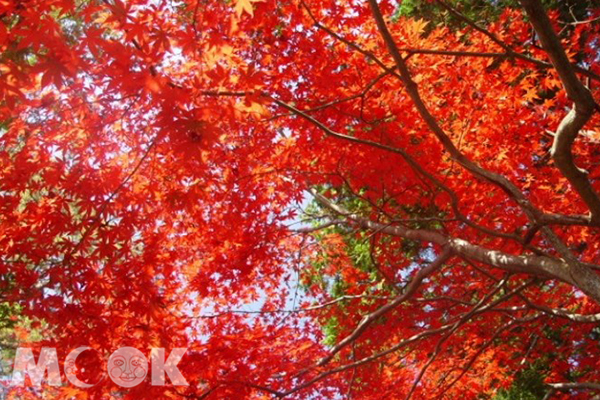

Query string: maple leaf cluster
2 0 600 399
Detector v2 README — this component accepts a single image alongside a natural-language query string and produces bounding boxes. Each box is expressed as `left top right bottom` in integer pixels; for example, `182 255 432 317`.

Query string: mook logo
10 347 188 388
108 347 148 388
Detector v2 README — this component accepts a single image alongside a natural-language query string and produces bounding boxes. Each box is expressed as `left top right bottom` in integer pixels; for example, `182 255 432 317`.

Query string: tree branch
519 0 600 223
547 382 600 391
310 188 600 303
436 0 600 82
316 246 452 367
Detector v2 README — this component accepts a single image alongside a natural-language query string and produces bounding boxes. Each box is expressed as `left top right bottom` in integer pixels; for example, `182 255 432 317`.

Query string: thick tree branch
519 0 600 223
310 189 600 303
547 382 600 391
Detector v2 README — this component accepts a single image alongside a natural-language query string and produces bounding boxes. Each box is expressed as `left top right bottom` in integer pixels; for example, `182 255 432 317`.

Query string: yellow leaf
234 0 264 17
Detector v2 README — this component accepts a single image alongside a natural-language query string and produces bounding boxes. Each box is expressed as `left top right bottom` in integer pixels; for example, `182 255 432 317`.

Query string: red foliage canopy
2 0 600 399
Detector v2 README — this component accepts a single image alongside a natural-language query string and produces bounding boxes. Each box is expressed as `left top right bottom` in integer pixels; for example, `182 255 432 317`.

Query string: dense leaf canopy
2 0 600 399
